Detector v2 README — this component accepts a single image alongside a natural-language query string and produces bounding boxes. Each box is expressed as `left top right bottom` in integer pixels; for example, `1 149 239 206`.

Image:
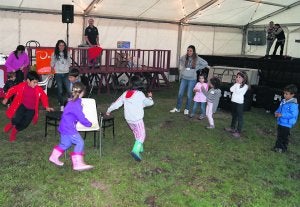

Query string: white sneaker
184 109 189 115
170 108 180 113
60 106 64 111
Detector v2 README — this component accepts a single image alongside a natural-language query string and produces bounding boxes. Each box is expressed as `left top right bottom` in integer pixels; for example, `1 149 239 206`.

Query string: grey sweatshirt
203 88 222 113
51 52 71 74
179 56 208 80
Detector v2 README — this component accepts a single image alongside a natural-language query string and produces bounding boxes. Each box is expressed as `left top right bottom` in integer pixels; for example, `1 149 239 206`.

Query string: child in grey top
202 77 221 129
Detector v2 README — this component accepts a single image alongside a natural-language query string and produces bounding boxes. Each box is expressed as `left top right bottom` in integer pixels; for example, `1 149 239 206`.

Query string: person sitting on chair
3 72 17 105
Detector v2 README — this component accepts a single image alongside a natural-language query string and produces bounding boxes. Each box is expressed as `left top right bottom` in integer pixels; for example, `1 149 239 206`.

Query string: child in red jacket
2 71 54 142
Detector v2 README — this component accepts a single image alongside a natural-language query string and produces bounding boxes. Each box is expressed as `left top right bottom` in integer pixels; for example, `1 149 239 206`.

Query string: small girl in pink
190 74 208 119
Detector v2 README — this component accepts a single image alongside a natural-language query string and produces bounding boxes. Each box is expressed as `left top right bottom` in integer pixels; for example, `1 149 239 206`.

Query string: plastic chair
38 75 53 94
0 66 7 98
75 98 104 156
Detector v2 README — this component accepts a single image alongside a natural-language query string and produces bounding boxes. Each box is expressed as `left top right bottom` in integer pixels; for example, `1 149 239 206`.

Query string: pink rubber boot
49 146 64 166
71 152 93 171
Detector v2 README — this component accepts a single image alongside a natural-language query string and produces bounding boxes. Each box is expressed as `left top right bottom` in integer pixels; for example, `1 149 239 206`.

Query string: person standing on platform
84 18 99 47
272 24 285 56
5 45 29 84
51 40 71 111
265 21 275 56
170 45 208 116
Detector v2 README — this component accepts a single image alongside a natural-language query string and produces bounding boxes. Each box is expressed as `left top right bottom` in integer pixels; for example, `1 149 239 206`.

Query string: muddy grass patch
144 195 158 207
273 187 292 198
159 120 173 129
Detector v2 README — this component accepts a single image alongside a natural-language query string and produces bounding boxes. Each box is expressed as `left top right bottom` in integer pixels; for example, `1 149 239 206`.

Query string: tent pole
177 24 183 69
241 26 248 55
66 23 69 48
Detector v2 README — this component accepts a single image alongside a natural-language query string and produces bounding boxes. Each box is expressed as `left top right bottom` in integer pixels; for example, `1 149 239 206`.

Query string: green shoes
131 140 143 162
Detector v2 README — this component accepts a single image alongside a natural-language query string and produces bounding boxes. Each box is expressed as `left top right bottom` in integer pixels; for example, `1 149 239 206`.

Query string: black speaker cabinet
62 4 74 23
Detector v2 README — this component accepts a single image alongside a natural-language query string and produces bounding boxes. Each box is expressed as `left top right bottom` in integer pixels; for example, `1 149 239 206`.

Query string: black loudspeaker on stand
62 4 74 47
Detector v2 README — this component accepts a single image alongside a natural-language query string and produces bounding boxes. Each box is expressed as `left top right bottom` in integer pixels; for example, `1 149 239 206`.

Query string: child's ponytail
71 82 86 101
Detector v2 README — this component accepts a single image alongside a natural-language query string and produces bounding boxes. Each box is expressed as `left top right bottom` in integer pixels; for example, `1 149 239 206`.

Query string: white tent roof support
248 1 300 25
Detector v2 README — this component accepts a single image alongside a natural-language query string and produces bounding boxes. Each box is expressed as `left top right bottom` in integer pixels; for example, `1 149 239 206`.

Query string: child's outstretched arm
76 109 92 127
38 87 54 111
106 95 124 115
143 92 154 107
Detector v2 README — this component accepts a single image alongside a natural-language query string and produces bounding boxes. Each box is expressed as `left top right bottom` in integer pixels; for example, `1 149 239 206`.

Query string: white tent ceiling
1 0 299 26
0 0 300 65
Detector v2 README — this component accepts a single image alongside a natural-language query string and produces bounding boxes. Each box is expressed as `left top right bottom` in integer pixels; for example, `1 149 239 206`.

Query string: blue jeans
176 79 197 111
59 133 85 153
191 102 206 117
55 73 70 106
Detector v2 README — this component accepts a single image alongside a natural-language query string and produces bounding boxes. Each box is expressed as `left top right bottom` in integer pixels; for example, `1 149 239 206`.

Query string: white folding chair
76 98 103 156
38 75 53 94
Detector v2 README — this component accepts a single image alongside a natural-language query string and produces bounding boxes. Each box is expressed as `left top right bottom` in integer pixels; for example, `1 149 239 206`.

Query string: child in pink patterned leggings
106 76 154 162
202 77 221 129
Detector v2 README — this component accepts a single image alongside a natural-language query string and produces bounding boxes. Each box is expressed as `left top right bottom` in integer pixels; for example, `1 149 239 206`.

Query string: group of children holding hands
2 55 298 172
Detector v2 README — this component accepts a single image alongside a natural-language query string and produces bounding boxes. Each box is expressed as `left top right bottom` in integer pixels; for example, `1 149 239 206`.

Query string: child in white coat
106 76 154 161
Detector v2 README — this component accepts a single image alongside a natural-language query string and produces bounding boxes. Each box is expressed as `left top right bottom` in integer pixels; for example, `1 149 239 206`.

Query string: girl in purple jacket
49 82 94 171
5 45 29 84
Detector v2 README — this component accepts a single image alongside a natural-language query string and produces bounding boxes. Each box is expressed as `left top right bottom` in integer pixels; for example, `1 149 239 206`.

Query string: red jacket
5 82 49 124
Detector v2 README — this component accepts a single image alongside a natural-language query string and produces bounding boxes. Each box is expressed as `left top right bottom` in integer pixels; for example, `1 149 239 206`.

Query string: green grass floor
0 83 299 207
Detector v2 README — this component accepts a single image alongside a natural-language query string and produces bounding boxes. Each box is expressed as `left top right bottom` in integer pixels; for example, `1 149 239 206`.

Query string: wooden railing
26 47 171 94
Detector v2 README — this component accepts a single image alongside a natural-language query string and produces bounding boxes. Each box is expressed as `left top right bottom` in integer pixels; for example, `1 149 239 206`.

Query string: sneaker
232 132 241 138
198 115 205 120
184 109 189 115
60 106 64 112
170 108 180 113
206 125 215 129
189 114 194 118
224 127 235 133
273 148 283 153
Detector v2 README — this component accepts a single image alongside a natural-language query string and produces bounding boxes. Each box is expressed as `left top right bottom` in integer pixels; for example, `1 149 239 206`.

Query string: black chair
100 112 115 141
82 111 115 156
45 111 63 138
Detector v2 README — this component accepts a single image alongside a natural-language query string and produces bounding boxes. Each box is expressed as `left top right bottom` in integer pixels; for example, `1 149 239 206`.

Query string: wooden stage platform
27 47 171 94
